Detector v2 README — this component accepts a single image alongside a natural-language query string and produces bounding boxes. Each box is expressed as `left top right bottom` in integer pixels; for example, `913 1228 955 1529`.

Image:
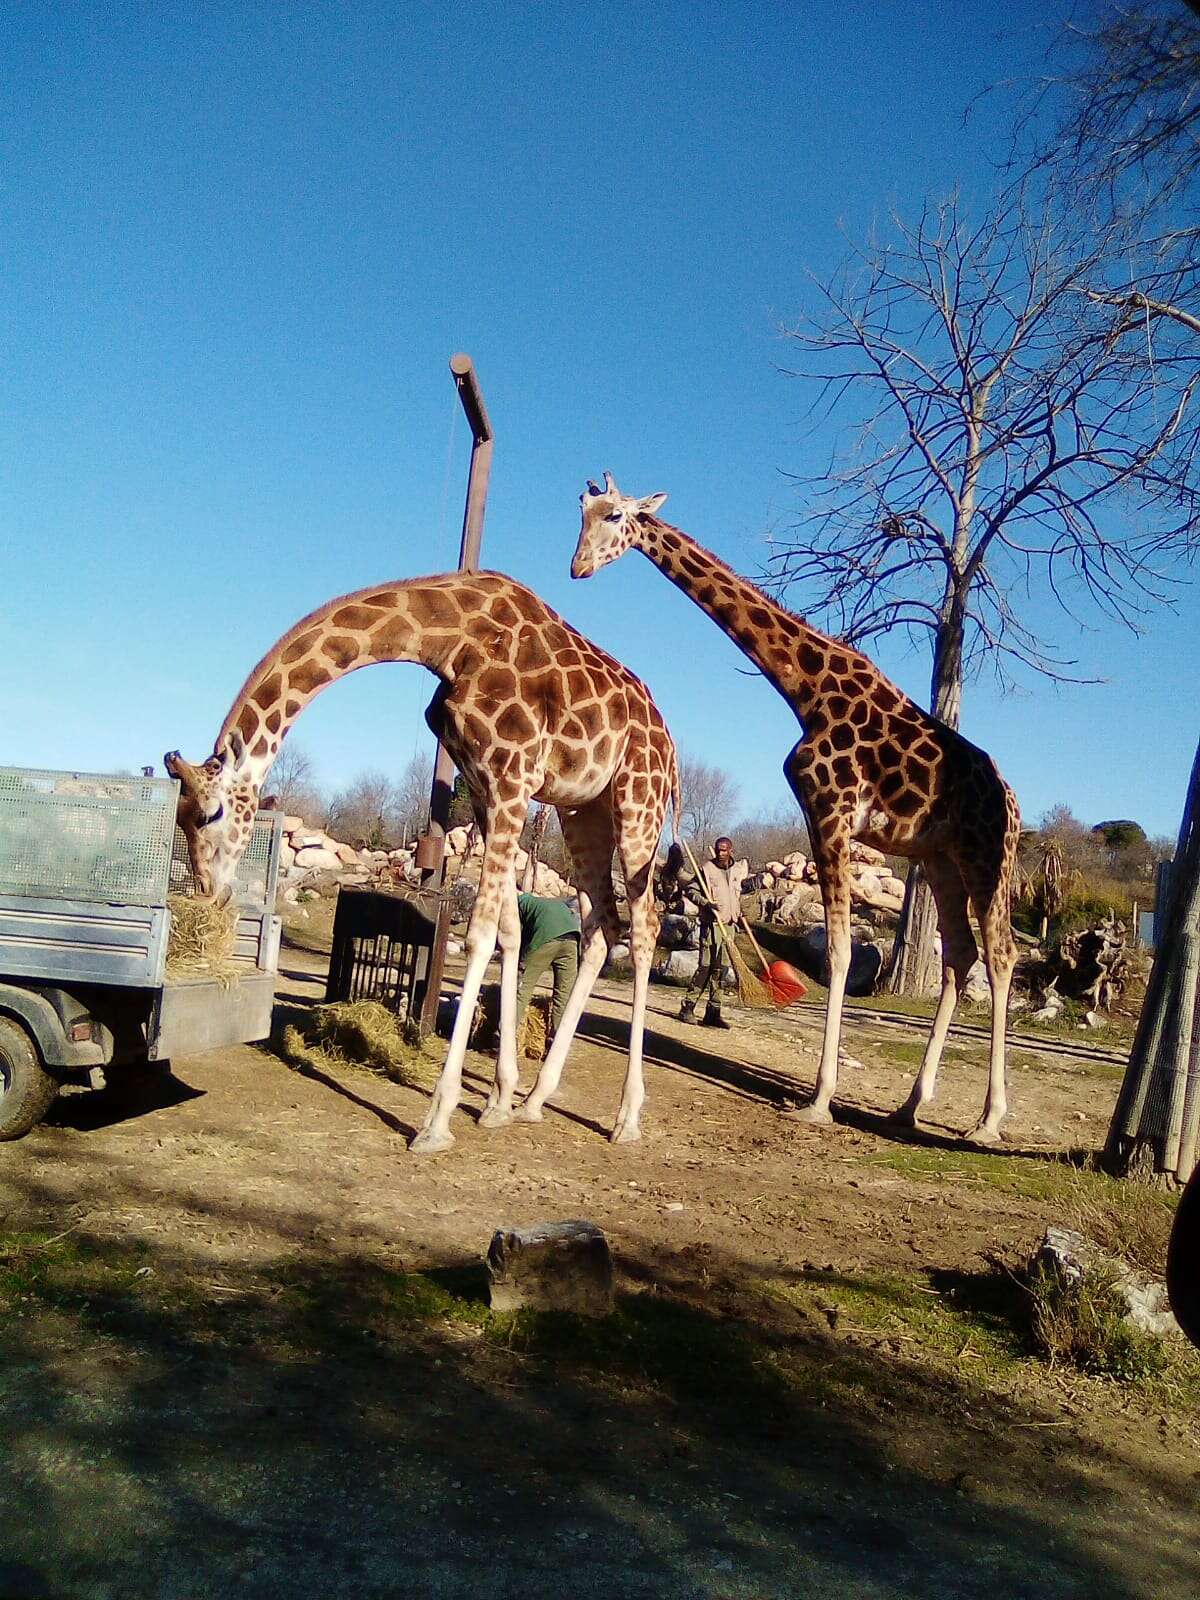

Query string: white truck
0 766 281 1139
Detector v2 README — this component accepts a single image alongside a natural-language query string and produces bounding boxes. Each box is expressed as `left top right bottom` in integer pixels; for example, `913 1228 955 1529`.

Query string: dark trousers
687 921 728 1005
516 934 580 1033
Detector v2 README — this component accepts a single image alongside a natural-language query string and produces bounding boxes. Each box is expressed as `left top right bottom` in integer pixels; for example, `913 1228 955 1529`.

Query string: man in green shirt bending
516 892 582 1039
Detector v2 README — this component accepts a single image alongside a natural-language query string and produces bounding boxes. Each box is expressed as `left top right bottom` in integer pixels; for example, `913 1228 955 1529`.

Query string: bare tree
325 769 398 850
392 750 434 844
263 744 323 822
1036 5 1200 1182
734 803 812 866
677 754 740 850
772 184 1200 992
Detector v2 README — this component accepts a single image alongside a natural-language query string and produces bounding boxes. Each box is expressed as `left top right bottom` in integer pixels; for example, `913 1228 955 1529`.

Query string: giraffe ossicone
167 570 680 1153
572 473 1020 1141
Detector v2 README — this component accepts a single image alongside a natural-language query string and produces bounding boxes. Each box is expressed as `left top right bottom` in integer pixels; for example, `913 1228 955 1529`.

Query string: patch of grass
873 1038 982 1071
774 1265 1027 1381
867 1144 1088 1203
281 1000 438 1088
1029 1261 1170 1384
867 1145 1179 1247
0 1230 156 1323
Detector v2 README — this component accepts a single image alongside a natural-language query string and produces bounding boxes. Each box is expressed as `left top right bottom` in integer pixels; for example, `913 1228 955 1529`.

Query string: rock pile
758 843 906 926
275 816 574 911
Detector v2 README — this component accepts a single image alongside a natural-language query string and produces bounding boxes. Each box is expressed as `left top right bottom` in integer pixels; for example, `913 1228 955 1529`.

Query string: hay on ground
468 985 551 1061
281 1000 438 1089
166 895 239 987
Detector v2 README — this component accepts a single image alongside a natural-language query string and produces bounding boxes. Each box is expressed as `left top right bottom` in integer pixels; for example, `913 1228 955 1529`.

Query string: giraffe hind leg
890 858 978 1130
963 864 1017 1144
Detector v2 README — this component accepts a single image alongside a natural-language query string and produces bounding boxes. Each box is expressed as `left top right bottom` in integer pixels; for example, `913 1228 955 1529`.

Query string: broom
678 840 773 1010
741 918 807 1008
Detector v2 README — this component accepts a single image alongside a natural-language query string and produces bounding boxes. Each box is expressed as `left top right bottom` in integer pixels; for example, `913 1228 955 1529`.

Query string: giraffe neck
632 517 839 718
217 577 466 790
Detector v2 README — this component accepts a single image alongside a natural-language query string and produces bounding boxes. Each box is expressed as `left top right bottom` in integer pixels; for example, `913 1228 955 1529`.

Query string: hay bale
165 895 239 986
282 1000 437 1088
468 985 551 1061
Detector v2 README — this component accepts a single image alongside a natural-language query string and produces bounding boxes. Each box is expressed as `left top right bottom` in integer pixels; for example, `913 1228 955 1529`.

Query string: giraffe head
572 472 668 578
164 732 259 904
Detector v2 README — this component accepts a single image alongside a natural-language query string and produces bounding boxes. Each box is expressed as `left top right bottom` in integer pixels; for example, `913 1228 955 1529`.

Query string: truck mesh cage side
170 812 282 909
0 768 177 907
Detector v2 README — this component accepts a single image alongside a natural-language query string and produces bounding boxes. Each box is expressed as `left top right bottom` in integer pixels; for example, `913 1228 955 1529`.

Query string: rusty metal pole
415 355 494 892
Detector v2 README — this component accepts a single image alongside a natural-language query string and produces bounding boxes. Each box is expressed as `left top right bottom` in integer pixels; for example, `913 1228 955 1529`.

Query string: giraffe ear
220 731 245 768
638 492 667 515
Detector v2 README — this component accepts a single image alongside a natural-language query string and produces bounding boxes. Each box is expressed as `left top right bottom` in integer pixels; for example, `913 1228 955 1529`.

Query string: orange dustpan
742 921 807 1007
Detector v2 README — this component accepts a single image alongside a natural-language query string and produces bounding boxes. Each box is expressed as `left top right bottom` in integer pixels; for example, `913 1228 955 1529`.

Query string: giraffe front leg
478 876 523 1130
782 765 849 1126
964 888 1016 1144
411 817 521 1154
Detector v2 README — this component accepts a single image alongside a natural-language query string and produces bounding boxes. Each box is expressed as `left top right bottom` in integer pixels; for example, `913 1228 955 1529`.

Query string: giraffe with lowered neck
572 474 1020 1143
166 570 679 1154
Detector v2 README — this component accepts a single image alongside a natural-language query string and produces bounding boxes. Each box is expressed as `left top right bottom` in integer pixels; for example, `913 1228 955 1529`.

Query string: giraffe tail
669 747 682 843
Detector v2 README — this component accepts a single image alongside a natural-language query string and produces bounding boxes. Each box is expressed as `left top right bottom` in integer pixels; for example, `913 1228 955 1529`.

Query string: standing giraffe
166 571 679 1154
572 475 1020 1142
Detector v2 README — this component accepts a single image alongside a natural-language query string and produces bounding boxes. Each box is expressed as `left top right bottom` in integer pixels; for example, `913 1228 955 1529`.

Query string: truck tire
0 1015 59 1140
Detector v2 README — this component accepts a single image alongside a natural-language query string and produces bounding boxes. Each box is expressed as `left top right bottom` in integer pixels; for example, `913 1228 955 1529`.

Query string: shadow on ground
1 1152 1195 1600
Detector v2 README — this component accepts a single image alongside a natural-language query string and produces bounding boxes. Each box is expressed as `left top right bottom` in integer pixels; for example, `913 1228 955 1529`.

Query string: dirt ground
1 940 1197 1600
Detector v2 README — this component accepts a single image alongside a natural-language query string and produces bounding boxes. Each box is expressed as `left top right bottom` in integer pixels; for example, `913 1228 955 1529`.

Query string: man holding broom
677 835 744 1029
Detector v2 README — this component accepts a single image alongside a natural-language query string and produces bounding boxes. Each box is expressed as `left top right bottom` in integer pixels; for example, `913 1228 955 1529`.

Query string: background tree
392 750 434 844
264 744 322 822
324 769 398 850
734 803 812 867
677 754 740 851
772 183 1199 993
1036 3 1200 1182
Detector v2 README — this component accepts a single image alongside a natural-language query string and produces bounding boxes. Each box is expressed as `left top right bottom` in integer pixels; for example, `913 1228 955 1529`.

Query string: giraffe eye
604 512 622 523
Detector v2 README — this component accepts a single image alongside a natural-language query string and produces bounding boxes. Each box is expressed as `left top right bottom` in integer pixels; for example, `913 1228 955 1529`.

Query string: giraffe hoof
514 1102 545 1124
477 1106 515 1130
887 1105 922 1130
963 1123 1004 1147
408 1127 456 1156
783 1103 833 1126
610 1122 642 1144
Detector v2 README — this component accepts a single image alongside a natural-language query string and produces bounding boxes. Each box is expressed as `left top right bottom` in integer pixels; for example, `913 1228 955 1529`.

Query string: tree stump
485 1220 614 1316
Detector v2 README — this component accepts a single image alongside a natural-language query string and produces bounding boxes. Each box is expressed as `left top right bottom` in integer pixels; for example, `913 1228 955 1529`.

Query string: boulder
851 843 886 865
334 842 360 866
486 1220 614 1317
293 845 343 872
657 948 700 982
792 926 884 996
279 841 296 869
658 913 696 950
281 815 305 834
1035 1225 1180 1339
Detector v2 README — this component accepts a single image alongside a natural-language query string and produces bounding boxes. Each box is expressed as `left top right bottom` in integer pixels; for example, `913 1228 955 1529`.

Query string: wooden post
410 355 495 1020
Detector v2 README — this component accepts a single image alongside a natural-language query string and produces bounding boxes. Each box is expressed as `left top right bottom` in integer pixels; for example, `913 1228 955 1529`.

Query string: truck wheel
0 1015 59 1140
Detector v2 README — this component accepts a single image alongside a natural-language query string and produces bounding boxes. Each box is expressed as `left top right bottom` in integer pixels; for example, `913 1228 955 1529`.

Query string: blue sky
2 2 1195 840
